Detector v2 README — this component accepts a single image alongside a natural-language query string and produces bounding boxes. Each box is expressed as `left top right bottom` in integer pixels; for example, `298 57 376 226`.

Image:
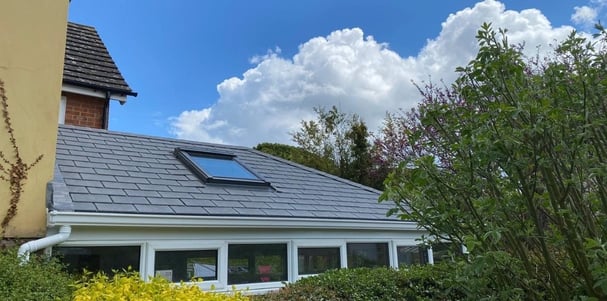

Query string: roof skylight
175 148 269 187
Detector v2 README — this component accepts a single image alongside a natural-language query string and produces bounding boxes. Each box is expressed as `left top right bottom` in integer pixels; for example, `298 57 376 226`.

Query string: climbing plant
0 79 43 237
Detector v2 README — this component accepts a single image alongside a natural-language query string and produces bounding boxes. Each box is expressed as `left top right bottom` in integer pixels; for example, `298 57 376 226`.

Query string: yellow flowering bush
72 271 250 301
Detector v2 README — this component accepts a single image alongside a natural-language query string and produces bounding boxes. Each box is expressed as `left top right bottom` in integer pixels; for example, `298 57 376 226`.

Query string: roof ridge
248 148 382 194
58 124 251 151
67 21 97 31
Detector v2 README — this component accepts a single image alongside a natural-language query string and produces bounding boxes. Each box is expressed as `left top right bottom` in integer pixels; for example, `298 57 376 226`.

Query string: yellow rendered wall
0 0 69 237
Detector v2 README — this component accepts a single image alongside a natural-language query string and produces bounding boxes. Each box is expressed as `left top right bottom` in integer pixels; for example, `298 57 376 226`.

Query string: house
47 125 430 292
60 22 137 129
1 3 431 293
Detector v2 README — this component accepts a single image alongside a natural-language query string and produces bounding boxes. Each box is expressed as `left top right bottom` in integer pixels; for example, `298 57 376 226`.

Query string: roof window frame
174 147 270 187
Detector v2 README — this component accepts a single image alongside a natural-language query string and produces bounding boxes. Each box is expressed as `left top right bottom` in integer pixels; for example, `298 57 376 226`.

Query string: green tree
381 23 607 300
291 106 375 188
253 142 337 174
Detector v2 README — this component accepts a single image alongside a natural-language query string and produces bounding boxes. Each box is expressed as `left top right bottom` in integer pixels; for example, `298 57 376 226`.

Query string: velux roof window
175 148 269 187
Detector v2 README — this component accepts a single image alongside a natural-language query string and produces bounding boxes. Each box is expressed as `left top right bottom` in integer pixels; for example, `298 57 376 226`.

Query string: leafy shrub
255 263 464 301
72 270 250 301
0 247 74 301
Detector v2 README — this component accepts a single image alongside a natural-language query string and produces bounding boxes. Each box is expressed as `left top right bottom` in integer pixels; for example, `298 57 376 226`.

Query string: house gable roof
63 22 137 96
52 125 397 222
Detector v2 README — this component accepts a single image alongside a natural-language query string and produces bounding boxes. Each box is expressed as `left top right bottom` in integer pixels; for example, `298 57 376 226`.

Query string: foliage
382 23 607 300
72 270 250 301
290 106 376 188
371 111 418 189
0 247 74 301
253 143 338 174
254 264 464 301
0 79 43 236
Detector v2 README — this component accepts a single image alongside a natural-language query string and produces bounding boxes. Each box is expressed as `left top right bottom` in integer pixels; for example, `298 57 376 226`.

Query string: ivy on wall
0 79 43 237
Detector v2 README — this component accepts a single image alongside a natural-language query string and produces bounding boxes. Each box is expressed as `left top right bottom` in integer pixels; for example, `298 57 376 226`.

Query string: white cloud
572 6 598 26
170 0 576 147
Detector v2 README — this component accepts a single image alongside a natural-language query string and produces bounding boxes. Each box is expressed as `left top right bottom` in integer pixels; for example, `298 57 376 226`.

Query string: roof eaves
62 78 138 97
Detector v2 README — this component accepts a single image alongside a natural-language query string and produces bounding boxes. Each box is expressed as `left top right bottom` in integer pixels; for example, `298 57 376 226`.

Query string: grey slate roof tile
181 199 215 207
95 203 138 213
53 125 400 222
159 191 193 199
109 165 140 172
169 186 201 193
111 196 148 204
213 200 244 208
262 209 292 216
125 189 161 197
81 173 116 182
71 193 112 203
135 204 174 214
95 169 129 176
115 176 150 184
73 202 97 211
136 184 171 191
65 179 104 188
206 207 239 215
234 208 265 215
171 206 208 215
88 187 126 195
147 198 184 206
75 161 107 169
102 182 138 190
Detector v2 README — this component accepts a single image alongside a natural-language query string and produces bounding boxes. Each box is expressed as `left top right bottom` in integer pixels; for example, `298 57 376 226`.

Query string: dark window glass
190 155 258 180
54 246 140 275
155 250 217 282
432 243 461 263
228 244 287 284
397 246 428 267
298 247 340 275
347 243 389 268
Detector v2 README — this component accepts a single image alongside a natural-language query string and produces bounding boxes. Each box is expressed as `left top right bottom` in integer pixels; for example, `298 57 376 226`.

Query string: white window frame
292 239 346 280
392 239 432 268
226 240 291 292
344 240 394 269
52 240 148 276
146 240 225 291
58 96 66 124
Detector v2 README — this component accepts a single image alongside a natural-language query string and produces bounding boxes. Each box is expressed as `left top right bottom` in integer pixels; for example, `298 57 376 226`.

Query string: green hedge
255 263 463 301
0 247 74 301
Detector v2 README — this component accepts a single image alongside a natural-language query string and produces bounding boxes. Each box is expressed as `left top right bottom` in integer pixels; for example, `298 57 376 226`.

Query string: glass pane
190 155 258 180
155 250 217 282
228 244 287 284
298 247 340 275
432 243 459 263
54 246 140 276
397 246 428 267
347 243 389 268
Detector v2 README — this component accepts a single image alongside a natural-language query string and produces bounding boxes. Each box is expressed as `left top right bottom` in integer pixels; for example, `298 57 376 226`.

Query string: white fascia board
61 83 127 102
47 211 419 231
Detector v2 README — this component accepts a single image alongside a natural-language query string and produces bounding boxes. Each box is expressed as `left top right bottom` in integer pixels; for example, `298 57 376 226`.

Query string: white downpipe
17 225 71 263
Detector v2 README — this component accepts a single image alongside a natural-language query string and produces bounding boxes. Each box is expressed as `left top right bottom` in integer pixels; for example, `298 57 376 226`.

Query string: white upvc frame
344 240 395 269
61 83 127 103
50 222 428 293
292 239 346 280
51 240 148 276
225 239 291 293
391 239 433 268
145 240 225 291
58 96 66 124
48 211 419 232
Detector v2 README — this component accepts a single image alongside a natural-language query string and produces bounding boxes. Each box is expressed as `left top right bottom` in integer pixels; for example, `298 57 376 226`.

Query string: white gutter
18 225 71 263
48 211 419 232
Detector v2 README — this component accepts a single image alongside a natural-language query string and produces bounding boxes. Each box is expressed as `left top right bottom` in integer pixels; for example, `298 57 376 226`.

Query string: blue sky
68 0 605 146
